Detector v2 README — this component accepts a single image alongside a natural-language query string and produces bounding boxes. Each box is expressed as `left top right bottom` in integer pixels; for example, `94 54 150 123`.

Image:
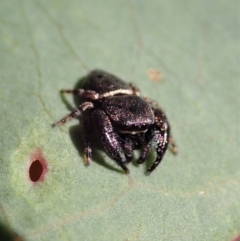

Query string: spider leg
146 109 170 175
128 83 140 96
138 141 152 164
61 89 99 100
168 135 178 155
91 109 129 174
61 85 140 100
52 102 94 127
82 117 92 165
121 136 134 163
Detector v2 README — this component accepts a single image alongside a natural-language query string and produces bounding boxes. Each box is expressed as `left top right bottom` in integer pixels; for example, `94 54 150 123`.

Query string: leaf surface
0 0 239 240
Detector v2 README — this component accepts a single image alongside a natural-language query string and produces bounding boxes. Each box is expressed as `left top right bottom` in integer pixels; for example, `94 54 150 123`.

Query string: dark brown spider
53 70 177 175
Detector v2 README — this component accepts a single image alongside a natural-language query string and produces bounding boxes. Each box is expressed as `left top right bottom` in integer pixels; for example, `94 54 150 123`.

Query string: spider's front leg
82 116 92 166
137 130 154 164
91 110 129 174
61 89 100 100
52 102 94 127
121 136 134 163
146 109 171 175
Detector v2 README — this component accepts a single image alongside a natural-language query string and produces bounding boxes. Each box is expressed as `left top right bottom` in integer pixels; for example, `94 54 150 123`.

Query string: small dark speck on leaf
28 148 48 184
29 160 42 182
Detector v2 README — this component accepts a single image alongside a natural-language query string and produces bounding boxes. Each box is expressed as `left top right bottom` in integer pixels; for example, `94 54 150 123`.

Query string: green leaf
0 0 239 240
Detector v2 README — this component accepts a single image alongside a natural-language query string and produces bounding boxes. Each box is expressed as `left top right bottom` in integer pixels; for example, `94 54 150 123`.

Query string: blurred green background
0 0 239 240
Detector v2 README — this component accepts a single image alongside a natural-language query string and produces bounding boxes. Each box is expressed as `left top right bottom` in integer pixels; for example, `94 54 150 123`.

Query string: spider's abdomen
82 70 131 95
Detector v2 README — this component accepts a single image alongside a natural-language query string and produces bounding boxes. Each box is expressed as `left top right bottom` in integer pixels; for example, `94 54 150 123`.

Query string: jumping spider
53 70 177 175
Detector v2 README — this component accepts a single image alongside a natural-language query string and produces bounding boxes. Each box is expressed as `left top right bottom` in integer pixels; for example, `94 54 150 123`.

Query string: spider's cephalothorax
53 70 177 175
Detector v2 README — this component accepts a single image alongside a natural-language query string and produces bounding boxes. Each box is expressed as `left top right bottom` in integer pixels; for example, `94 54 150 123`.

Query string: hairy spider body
53 70 177 175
